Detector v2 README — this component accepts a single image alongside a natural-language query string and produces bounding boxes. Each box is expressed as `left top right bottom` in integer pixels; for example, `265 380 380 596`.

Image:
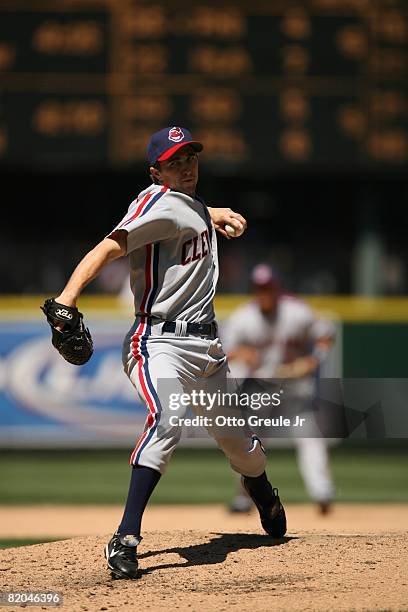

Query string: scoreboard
0 0 407 170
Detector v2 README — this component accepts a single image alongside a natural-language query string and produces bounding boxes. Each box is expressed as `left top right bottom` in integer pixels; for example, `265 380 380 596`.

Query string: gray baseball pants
122 317 267 477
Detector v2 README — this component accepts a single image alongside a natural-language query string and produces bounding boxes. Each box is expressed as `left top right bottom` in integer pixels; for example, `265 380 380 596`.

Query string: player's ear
150 164 162 185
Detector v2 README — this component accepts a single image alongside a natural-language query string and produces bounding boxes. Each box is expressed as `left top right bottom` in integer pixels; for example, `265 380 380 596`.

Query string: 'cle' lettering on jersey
181 230 211 265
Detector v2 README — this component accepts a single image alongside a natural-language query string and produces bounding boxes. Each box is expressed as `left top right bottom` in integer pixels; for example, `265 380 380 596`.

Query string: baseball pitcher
41 127 287 580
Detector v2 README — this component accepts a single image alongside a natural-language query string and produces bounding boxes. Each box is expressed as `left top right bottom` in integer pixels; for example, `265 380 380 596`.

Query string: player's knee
134 455 171 476
221 436 267 478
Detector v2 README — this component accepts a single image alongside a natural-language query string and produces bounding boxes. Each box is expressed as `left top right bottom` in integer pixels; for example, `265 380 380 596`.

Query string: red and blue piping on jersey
130 318 162 466
139 242 160 315
119 186 167 315
119 186 169 228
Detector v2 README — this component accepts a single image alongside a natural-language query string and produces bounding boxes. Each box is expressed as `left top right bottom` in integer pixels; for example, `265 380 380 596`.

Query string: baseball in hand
225 222 244 238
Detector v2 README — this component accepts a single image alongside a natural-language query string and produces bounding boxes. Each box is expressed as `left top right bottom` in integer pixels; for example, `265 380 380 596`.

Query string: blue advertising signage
0 320 146 447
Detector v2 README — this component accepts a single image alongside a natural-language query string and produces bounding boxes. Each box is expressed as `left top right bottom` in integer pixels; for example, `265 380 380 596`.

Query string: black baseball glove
41 298 94 366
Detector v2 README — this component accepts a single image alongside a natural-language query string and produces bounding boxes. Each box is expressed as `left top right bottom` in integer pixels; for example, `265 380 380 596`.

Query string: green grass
0 444 407 505
0 538 59 549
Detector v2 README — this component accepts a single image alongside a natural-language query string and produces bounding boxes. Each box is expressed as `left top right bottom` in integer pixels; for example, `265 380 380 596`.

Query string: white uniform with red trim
223 296 334 391
222 295 335 503
110 183 267 476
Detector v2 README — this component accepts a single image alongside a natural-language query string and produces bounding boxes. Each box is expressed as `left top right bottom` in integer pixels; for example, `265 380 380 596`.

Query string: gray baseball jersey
112 183 219 323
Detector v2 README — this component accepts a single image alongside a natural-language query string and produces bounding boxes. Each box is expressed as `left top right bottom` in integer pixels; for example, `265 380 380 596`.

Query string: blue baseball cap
147 126 203 166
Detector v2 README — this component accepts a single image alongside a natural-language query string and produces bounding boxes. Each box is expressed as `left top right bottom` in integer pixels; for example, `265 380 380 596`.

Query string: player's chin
181 178 197 194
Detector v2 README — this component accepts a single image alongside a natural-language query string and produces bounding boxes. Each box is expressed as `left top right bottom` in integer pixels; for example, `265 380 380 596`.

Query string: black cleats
105 533 141 580
242 477 287 538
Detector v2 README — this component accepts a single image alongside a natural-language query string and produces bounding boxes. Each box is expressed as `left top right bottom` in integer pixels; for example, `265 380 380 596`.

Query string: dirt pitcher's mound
0 530 407 612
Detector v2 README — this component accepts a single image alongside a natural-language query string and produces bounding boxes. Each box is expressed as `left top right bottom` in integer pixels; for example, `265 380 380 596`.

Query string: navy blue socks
117 465 161 536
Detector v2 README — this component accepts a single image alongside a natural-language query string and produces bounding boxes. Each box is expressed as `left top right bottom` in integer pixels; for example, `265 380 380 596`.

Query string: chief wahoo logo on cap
168 127 185 143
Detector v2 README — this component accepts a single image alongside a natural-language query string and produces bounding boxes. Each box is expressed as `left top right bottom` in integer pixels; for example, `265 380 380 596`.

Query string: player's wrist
297 355 319 375
311 345 329 363
55 292 77 308
306 355 319 367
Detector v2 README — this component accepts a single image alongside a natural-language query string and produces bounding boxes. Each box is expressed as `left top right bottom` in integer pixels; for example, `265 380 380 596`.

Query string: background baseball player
44 127 287 580
223 263 335 515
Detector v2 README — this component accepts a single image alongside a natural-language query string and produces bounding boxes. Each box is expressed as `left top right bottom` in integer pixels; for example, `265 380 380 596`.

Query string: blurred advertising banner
1 303 407 447
0 320 146 447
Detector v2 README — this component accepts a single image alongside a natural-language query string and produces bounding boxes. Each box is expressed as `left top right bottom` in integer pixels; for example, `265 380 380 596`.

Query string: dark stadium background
1 169 407 295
